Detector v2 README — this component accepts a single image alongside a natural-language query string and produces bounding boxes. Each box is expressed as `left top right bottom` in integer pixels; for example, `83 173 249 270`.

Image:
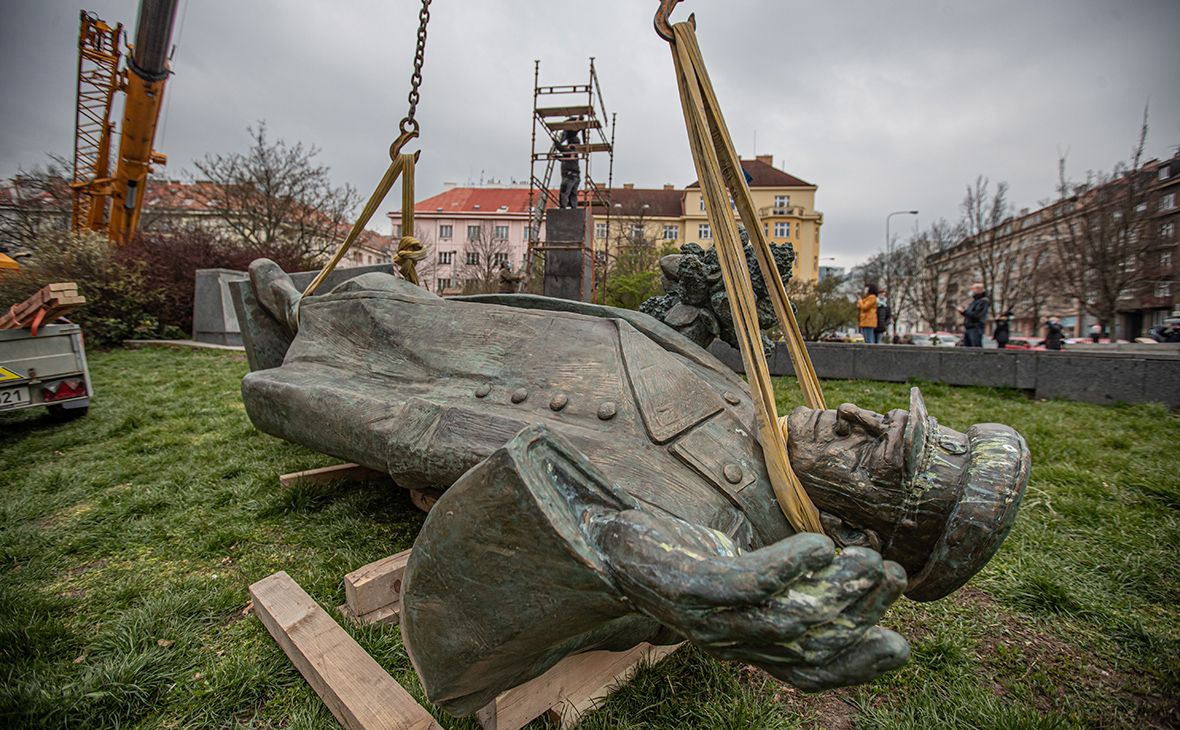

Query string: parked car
903 331 962 347
1004 338 1046 351
822 330 864 343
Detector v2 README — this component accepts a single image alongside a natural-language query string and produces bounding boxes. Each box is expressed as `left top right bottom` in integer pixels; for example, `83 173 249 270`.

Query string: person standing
874 289 892 344
1041 317 1064 351
956 283 990 348
498 261 525 293
857 284 879 344
994 310 1013 349
1090 322 1103 343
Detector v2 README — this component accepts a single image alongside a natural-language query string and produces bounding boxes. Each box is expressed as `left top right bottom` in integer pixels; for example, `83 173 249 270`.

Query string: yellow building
592 155 824 282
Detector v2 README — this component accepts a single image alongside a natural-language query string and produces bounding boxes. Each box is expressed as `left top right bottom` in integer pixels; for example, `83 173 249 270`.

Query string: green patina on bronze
234 259 1030 717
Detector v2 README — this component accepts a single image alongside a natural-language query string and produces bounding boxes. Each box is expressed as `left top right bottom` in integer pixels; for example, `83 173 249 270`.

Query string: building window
466 251 480 266
796 222 800 238
774 221 790 238
493 252 509 266
699 196 706 211
494 225 510 240
1156 282 1171 298
438 250 453 265
1162 193 1177 212
774 195 790 212
436 278 452 291
1160 250 1172 267
467 225 481 240
1162 222 1175 239
663 225 679 240
1161 167 1171 181
394 224 403 238
439 224 453 239
630 224 645 239
593 250 608 265
595 223 608 239
699 224 712 239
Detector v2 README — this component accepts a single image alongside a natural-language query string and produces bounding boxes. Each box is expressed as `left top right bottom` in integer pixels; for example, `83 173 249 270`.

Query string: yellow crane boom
70 0 179 244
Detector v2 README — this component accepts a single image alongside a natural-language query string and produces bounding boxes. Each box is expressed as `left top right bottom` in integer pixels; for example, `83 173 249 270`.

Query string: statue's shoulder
452 294 728 372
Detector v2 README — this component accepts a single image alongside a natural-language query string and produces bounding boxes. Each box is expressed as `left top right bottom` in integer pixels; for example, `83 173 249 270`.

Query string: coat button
475 384 491 398
550 393 569 411
597 402 617 420
723 463 743 484
511 388 528 404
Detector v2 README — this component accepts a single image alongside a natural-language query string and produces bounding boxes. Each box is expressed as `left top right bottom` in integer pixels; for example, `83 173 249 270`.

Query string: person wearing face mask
239 259 1030 716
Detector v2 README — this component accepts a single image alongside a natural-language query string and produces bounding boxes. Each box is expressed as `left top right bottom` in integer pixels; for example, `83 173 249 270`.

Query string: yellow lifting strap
298 139 424 316
667 18 826 533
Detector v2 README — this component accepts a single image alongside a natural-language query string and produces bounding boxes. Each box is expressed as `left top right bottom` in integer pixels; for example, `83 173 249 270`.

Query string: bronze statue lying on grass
239 260 1029 716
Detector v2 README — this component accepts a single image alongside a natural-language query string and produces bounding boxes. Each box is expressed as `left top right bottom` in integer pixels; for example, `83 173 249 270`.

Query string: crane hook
654 0 694 42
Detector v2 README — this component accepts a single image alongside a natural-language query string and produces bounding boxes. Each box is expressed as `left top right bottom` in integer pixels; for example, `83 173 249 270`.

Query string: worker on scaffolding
557 120 582 208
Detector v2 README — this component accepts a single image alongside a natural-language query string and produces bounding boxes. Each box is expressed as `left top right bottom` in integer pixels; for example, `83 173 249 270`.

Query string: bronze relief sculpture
237 260 1029 716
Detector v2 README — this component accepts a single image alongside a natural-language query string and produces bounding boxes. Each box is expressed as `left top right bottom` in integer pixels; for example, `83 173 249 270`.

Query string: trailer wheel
47 404 89 422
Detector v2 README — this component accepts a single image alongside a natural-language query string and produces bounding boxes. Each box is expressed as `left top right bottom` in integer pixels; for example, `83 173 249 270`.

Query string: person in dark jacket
498 261 525 293
956 283 990 348
994 310 1013 349
1040 317 1064 350
874 289 892 344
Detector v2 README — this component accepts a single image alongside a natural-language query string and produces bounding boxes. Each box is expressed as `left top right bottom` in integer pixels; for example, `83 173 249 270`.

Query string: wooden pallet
0 282 86 332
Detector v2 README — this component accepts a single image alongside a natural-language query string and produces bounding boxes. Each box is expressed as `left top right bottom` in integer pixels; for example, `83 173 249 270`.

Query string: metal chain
399 0 432 136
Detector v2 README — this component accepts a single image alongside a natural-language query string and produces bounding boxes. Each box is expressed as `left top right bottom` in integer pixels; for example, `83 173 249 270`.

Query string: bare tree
193 122 359 261
0 156 73 254
459 221 512 294
911 218 965 331
961 176 1015 317
602 211 677 310
788 274 858 340
1048 110 1159 336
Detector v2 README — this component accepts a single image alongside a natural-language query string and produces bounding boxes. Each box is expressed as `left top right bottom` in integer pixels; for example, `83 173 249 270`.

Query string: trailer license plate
0 385 31 410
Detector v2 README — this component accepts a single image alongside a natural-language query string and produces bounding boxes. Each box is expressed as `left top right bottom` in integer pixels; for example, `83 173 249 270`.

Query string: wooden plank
344 550 411 617
545 119 602 132
536 105 594 118
409 488 442 514
476 643 682 730
249 571 443 730
572 143 612 154
279 463 388 488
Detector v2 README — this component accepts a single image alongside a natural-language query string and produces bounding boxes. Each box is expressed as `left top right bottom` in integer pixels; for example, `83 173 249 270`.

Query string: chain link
399 0 432 136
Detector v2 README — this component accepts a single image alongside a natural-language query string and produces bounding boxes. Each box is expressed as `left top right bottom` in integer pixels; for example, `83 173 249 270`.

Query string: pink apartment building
390 186 539 295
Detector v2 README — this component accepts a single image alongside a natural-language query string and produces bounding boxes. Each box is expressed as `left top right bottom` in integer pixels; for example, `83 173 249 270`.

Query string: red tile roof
412 187 533 214
604 188 684 218
685 158 813 189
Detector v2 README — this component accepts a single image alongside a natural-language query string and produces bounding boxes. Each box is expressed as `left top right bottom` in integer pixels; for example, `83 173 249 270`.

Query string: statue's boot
248 258 302 333
791 388 1030 602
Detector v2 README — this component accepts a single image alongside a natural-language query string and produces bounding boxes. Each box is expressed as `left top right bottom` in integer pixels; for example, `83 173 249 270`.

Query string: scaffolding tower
525 59 615 300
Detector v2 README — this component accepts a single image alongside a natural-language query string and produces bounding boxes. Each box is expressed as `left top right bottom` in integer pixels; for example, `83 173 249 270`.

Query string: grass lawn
1 347 1177 729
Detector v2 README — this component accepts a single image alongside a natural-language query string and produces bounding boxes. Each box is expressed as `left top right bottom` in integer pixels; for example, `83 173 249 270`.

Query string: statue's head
783 387 1029 601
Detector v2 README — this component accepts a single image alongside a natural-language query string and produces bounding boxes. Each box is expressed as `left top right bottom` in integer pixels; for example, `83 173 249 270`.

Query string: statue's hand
593 510 909 690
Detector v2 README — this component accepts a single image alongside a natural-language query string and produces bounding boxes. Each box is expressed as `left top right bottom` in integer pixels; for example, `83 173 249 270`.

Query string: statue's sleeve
400 424 675 717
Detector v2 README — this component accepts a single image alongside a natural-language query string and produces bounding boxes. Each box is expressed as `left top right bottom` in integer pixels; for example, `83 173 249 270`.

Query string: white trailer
0 323 92 420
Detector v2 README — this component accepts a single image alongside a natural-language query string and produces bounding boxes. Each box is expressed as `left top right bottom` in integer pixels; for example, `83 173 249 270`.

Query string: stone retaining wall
707 341 1180 409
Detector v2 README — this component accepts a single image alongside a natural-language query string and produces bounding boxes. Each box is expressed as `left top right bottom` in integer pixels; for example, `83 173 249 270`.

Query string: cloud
2 0 1177 269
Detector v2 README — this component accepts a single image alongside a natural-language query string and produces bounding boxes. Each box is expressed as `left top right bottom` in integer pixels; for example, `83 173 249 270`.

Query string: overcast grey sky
2 0 1178 271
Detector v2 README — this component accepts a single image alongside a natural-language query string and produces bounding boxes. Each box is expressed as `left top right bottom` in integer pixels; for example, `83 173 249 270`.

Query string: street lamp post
885 210 918 338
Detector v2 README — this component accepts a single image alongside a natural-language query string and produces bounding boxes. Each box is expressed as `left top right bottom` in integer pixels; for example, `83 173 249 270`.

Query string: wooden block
341 601 402 628
409 488 442 514
477 643 682 730
279 462 388 488
344 550 411 618
249 571 443 730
